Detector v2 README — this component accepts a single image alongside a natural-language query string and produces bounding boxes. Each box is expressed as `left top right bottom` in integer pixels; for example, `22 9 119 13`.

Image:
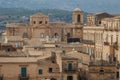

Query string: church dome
74 8 81 11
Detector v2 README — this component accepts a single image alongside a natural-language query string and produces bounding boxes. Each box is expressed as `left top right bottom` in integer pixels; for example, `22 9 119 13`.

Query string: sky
76 0 120 14
0 0 120 14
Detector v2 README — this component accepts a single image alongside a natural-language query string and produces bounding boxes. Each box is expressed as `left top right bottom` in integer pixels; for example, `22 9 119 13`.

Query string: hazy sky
76 0 120 14
0 0 120 14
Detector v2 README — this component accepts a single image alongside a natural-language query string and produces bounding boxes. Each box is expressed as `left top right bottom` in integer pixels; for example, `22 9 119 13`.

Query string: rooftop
89 60 116 66
74 8 81 12
31 13 48 18
6 23 28 27
0 51 29 57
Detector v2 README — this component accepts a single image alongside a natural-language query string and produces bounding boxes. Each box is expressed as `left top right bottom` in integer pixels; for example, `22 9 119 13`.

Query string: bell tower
72 8 84 25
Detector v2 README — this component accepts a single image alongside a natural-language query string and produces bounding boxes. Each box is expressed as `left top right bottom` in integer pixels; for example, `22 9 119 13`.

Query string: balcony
104 42 110 45
89 69 114 73
63 69 77 73
0 74 3 80
104 26 118 31
19 74 29 80
83 40 95 45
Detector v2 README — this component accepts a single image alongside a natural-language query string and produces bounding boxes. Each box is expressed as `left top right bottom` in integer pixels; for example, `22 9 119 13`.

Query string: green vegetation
0 8 88 30
0 8 72 22
38 9 72 22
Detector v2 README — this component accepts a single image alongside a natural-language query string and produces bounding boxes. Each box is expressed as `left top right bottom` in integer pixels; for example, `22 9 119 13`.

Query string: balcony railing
83 40 95 45
104 27 119 31
104 42 110 45
19 74 29 80
63 69 77 73
89 69 114 73
0 74 3 80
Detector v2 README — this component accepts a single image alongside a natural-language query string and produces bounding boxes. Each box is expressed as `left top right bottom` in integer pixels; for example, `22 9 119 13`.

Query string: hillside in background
0 8 88 30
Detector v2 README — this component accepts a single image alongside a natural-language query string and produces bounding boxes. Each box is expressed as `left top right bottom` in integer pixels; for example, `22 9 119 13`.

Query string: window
99 69 104 74
0 66 1 74
39 21 42 24
116 72 119 78
54 33 58 38
116 35 118 43
15 43 19 48
77 14 81 23
52 61 55 63
38 69 43 75
6 48 10 52
51 78 56 80
111 35 113 44
67 76 73 80
67 33 70 38
40 33 44 38
22 32 28 38
33 21 36 24
68 63 72 71
99 21 101 24
21 67 27 77
45 21 48 24
49 68 52 73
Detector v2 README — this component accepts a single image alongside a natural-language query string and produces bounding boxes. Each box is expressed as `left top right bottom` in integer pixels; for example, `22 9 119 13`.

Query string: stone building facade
4 8 83 45
88 60 118 80
1 7 120 80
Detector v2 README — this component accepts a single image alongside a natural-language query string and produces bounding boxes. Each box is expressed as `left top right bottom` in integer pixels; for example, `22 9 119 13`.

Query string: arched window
99 21 101 24
99 69 104 74
77 14 81 23
33 21 36 24
39 21 42 24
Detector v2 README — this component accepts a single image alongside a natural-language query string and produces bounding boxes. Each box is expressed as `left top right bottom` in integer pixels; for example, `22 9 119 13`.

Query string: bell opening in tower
77 14 81 23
